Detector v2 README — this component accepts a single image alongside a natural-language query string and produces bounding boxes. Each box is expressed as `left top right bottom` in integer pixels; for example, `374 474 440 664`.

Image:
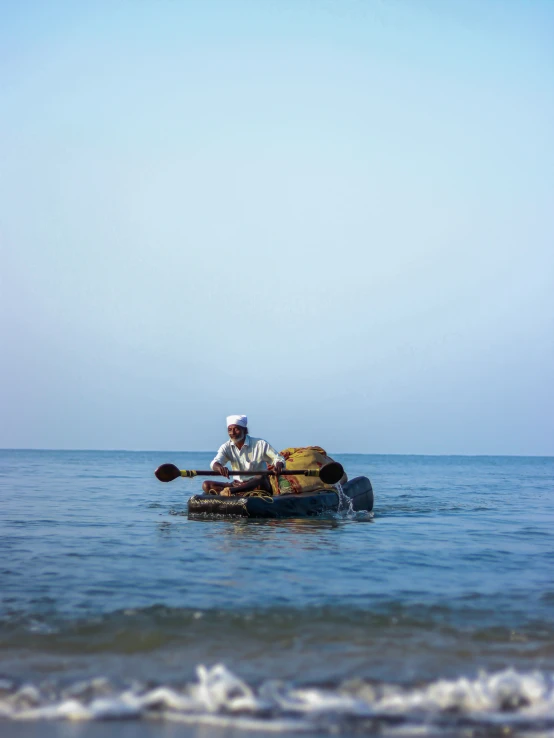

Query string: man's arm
261 441 286 473
210 442 231 478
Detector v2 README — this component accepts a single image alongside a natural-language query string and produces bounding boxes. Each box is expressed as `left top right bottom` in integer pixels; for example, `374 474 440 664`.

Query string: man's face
228 424 245 442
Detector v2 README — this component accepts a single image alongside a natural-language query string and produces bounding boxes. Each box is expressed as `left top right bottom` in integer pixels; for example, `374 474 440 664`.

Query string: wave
2 604 554 652
1 665 554 735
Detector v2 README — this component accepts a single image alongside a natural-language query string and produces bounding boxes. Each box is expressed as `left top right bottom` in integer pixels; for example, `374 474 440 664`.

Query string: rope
242 490 274 503
205 486 274 502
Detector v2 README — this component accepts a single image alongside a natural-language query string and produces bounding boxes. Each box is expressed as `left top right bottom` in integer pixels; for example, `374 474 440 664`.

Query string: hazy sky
1 0 553 455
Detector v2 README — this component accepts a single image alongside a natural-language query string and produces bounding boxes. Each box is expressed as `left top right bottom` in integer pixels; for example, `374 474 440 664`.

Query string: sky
1 0 553 455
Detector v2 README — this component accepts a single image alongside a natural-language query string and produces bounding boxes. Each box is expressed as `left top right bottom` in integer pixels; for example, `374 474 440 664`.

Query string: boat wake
1 664 553 735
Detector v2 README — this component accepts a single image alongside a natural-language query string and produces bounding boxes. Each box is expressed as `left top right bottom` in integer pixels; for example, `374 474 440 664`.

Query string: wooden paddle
154 461 344 485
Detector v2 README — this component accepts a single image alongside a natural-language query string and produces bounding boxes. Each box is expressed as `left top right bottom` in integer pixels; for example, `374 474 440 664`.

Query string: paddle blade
155 463 182 483
319 461 344 485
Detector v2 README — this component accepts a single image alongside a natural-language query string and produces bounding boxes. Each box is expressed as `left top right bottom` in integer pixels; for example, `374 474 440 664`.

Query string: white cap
226 414 248 428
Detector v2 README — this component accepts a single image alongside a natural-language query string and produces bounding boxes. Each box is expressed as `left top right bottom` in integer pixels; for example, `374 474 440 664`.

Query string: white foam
0 666 553 731
263 683 370 716
141 686 196 711
13 699 91 721
350 669 554 721
160 711 313 732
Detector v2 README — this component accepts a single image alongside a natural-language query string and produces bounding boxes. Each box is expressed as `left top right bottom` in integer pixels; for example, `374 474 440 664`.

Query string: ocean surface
0 449 553 738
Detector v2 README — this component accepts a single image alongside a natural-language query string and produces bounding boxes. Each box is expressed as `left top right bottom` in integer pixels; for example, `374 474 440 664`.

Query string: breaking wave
1 665 553 735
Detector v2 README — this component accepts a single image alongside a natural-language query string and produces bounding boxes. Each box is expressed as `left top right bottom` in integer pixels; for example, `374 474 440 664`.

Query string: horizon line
1 448 552 459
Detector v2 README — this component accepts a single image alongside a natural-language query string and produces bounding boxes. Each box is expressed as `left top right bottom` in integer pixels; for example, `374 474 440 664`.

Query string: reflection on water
161 514 367 553
157 521 172 537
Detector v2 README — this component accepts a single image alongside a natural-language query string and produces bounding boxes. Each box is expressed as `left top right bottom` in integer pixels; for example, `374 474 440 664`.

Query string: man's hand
214 463 230 479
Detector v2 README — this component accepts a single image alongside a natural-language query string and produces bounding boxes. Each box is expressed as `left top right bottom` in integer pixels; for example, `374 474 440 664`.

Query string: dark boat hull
187 476 373 518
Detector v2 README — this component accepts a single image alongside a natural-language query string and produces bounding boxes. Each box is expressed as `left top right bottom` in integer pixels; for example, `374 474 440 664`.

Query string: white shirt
210 435 286 482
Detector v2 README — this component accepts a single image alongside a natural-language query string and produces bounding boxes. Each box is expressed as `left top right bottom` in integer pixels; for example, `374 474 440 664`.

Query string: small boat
187 476 374 519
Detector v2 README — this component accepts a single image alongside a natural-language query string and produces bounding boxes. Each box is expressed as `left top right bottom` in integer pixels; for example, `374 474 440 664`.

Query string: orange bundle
271 446 347 495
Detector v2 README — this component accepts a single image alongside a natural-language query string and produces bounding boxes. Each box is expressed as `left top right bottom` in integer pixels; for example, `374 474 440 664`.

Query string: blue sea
0 450 553 738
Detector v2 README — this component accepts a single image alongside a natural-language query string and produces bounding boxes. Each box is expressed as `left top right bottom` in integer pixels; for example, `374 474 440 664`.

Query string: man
204 415 285 496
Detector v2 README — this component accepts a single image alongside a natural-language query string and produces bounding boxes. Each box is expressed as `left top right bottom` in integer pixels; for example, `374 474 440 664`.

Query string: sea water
0 449 553 737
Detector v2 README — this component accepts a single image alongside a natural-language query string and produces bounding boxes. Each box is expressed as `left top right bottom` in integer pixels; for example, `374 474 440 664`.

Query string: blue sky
1 0 553 454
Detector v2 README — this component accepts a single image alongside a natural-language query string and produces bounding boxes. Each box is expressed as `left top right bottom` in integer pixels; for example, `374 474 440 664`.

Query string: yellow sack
271 446 347 495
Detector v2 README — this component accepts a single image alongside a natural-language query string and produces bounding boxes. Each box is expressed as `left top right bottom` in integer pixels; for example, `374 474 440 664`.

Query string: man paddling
204 415 285 496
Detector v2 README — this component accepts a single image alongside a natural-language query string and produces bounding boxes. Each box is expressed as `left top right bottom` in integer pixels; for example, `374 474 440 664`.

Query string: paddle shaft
154 461 344 484
180 469 320 478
